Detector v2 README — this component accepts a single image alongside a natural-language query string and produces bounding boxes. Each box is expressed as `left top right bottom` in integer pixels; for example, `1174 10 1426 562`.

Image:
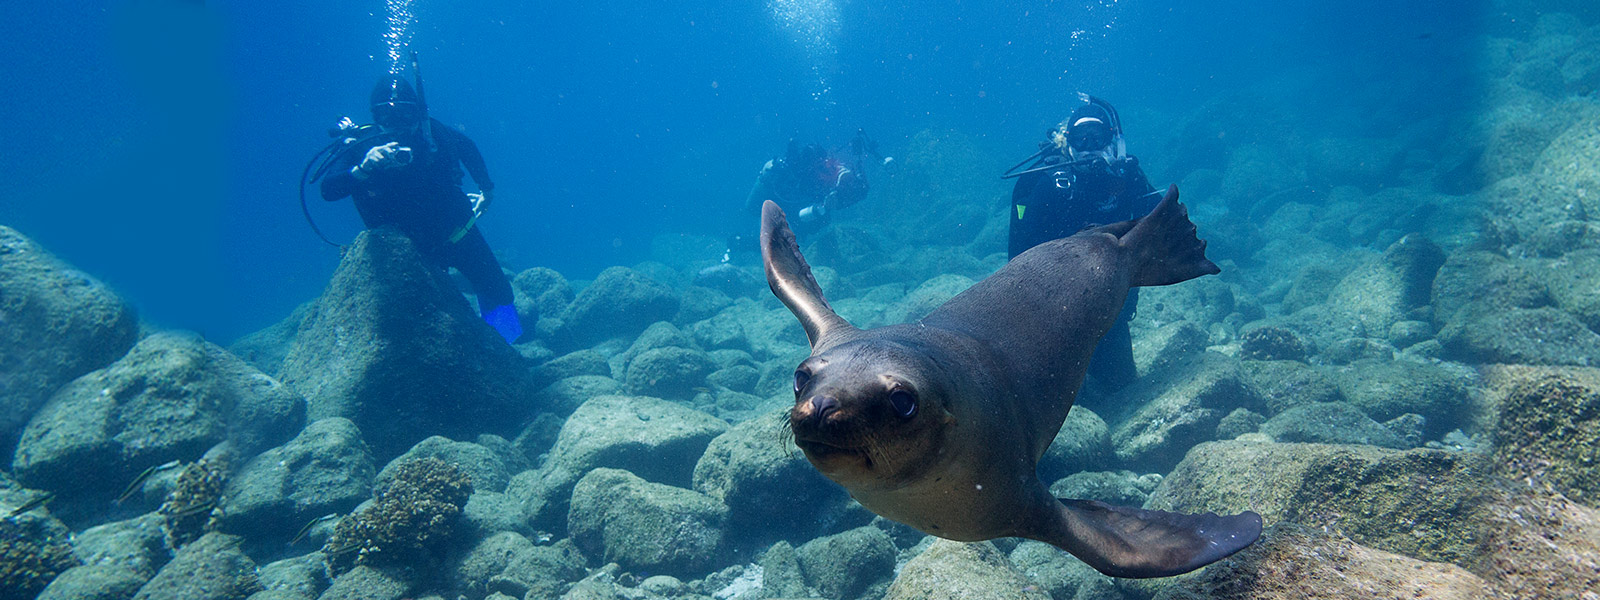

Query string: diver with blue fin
309 54 522 344
1003 94 1163 393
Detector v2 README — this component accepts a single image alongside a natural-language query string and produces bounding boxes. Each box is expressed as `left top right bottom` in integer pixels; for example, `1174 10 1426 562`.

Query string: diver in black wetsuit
1005 94 1162 393
320 76 522 344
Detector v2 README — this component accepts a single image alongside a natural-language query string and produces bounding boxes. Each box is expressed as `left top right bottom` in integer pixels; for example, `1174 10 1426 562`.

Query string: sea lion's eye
888 389 917 418
794 369 811 394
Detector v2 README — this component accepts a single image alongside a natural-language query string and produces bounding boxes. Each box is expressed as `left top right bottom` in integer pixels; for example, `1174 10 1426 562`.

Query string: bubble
768 0 841 104
385 0 417 73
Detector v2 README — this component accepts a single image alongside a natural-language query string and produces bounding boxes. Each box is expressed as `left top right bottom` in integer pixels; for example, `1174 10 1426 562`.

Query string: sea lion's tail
1119 184 1220 287
1044 498 1262 578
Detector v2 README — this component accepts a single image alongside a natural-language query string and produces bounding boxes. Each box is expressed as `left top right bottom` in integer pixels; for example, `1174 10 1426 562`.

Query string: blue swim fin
482 304 523 344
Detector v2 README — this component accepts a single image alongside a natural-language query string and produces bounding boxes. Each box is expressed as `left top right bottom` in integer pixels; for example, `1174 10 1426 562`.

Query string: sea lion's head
788 339 954 488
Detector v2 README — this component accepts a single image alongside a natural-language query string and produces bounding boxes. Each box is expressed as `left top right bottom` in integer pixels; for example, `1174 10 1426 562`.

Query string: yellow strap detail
1016 205 1027 220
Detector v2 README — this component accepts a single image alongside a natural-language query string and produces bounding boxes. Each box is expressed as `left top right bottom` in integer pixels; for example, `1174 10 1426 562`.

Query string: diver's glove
352 142 409 179
475 188 496 214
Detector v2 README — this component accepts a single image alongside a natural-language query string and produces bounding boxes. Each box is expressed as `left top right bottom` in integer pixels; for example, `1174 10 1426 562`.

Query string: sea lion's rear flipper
1118 185 1221 287
1048 498 1262 579
760 200 856 349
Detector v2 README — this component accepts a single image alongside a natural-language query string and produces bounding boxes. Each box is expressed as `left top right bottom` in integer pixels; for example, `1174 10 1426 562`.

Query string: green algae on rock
159 458 228 548
0 517 78 600
1482 365 1600 507
1151 524 1495 600
1148 440 1490 565
322 457 473 576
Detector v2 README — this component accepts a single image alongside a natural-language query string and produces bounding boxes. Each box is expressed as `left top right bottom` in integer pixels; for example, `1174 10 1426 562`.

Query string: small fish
165 500 217 519
116 460 182 504
322 541 362 557
7 492 55 517
692 387 713 395
289 513 341 546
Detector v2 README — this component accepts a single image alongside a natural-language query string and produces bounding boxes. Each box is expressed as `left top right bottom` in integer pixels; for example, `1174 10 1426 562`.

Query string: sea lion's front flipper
760 200 855 349
1047 498 1262 579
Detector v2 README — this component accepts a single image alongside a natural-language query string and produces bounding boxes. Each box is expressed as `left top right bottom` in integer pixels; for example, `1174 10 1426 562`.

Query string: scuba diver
1002 94 1163 393
743 129 887 239
314 73 522 344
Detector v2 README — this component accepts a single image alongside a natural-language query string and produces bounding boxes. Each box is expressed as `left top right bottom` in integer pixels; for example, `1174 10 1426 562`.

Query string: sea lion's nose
810 395 840 421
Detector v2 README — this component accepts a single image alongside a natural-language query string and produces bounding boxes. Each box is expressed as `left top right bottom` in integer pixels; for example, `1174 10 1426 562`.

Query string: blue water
0 0 1474 342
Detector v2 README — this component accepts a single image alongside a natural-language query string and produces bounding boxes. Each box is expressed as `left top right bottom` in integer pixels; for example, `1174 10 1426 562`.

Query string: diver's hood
371 76 422 110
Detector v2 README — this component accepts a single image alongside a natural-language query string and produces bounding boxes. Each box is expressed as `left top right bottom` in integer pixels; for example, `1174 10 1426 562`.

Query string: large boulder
1147 440 1487 565
1533 111 1600 222
511 267 574 329
471 537 587 599
1328 359 1475 437
0 226 140 448
529 350 611 390
1468 487 1600 599
13 333 305 495
37 564 148 600
1542 249 1600 331
887 274 974 324
220 418 375 542
510 395 728 530
1317 235 1445 340
568 468 727 578
691 412 852 542
1430 250 1551 328
1439 306 1600 366
530 375 624 418
882 540 1050 600
277 228 535 458
1482 366 1600 507
1238 360 1343 415
1152 524 1495 600
796 526 898 600
70 513 171 578
131 533 261 600
1109 354 1263 471
1258 403 1410 449
552 266 679 349
1008 540 1114 600
1037 407 1112 482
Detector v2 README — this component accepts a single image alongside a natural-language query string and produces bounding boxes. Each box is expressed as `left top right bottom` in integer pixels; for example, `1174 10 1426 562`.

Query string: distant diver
1002 94 1163 394
308 57 522 345
742 130 887 241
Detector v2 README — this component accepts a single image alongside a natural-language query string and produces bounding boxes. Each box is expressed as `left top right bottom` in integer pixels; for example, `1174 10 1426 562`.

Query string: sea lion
762 185 1261 578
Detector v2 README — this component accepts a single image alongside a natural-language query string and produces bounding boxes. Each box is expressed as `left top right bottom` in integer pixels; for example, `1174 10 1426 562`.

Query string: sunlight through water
768 0 841 104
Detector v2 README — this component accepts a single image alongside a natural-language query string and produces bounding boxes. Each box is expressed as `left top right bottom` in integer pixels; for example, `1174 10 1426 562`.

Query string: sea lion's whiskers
776 413 798 452
862 431 893 470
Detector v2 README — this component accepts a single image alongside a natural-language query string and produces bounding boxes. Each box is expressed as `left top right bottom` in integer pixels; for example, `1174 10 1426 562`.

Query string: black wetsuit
320 118 513 312
1010 153 1158 392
